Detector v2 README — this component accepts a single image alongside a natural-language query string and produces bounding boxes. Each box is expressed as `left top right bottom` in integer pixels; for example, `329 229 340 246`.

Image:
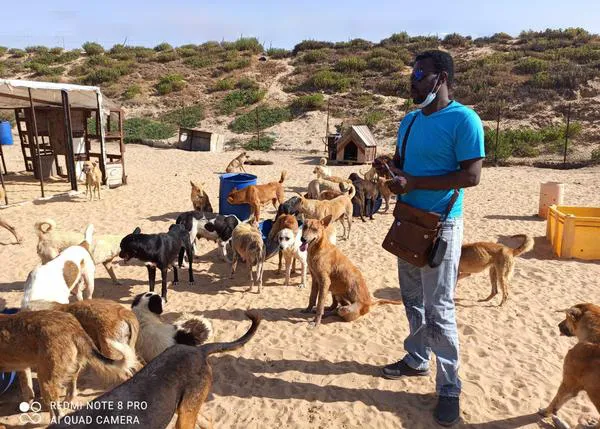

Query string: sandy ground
0 142 599 429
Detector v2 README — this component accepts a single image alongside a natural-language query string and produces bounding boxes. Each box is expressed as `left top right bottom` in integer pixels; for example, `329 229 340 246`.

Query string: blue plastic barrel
219 173 257 220
0 121 13 146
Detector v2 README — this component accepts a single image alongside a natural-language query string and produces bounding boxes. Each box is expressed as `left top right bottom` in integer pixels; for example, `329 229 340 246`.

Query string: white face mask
416 75 440 109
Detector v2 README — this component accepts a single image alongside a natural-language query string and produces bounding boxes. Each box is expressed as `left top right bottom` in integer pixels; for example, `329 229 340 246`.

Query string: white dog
131 292 213 363
22 225 95 308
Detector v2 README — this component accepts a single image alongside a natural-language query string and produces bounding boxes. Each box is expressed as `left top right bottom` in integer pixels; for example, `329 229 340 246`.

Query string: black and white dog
119 224 194 301
203 214 245 262
175 210 217 260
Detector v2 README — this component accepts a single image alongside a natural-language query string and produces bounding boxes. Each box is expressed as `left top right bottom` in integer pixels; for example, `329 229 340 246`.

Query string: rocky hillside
1 29 600 162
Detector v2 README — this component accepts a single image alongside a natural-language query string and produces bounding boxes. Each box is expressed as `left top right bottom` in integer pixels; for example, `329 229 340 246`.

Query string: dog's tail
346 183 356 200
34 219 56 236
79 224 95 254
174 313 214 346
509 234 534 257
371 298 404 307
279 170 287 183
199 311 261 356
86 338 138 383
319 157 327 166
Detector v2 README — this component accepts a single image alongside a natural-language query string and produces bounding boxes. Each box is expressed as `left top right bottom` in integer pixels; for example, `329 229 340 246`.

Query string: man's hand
385 172 416 194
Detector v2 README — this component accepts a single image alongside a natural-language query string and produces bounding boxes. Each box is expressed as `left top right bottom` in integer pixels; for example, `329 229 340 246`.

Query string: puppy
0 310 136 419
35 219 123 285
48 312 261 429
22 225 95 308
293 185 355 240
349 172 379 221
231 222 266 293
82 160 102 201
225 151 249 173
119 224 194 301
227 171 286 223
202 213 244 262
458 234 534 306
306 178 344 200
539 304 600 429
131 292 213 363
21 299 140 402
190 181 214 213
300 215 402 328
376 177 393 213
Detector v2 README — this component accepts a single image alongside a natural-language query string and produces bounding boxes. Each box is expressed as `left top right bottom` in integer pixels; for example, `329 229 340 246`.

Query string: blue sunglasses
411 69 437 82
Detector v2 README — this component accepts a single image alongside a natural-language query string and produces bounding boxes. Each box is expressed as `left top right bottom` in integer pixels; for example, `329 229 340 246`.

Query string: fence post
494 102 501 165
255 108 260 147
563 103 571 166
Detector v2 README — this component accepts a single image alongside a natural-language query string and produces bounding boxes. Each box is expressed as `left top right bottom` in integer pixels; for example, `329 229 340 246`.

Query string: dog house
0 79 126 204
335 125 377 164
178 128 224 152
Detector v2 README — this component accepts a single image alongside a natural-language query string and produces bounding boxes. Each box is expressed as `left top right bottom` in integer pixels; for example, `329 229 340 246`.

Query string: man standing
378 50 485 426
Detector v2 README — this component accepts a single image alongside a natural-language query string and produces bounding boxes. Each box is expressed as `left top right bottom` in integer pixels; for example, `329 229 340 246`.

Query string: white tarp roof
0 79 120 111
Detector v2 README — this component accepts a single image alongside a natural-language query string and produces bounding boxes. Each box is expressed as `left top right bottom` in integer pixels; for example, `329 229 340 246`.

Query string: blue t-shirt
396 101 485 218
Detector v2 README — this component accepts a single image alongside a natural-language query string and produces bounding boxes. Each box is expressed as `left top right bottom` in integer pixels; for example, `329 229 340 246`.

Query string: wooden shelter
334 125 377 164
178 128 223 152
0 80 126 203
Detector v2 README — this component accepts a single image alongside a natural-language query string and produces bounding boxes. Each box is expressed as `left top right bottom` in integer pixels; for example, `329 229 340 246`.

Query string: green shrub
49 47 63 55
0 46 7 56
8 48 26 58
221 58 250 72
309 70 351 92
368 57 402 73
290 94 325 112
300 49 328 64
27 62 65 76
591 147 600 164
220 88 266 114
229 107 292 133
514 58 548 74
25 46 49 54
363 110 386 128
292 40 334 55
381 32 410 46
156 51 179 63
266 48 290 59
86 55 112 67
83 68 122 85
155 74 185 95
176 47 198 58
213 78 235 91
335 56 367 73
244 135 276 151
57 49 81 63
368 48 396 59
123 118 177 143
442 33 470 48
375 77 410 97
232 37 263 53
183 55 212 68
122 85 142 100
235 77 258 90
160 104 204 128
154 43 173 52
530 63 595 90
82 42 104 55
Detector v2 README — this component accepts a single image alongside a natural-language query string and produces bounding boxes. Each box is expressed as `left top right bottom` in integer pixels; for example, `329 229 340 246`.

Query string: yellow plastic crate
546 205 600 260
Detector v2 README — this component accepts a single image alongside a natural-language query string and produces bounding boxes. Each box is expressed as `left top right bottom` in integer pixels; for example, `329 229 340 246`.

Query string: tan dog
318 157 332 177
313 165 351 185
300 216 402 327
376 177 393 213
35 219 124 284
190 181 214 213
319 189 344 200
231 222 266 293
458 234 534 306
225 151 249 173
306 178 345 199
0 310 136 419
0 187 22 243
293 184 355 240
360 166 379 181
82 160 102 201
539 304 600 429
20 299 140 403
227 171 286 223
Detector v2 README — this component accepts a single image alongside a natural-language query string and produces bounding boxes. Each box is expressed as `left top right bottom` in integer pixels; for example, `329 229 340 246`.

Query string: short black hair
415 50 454 86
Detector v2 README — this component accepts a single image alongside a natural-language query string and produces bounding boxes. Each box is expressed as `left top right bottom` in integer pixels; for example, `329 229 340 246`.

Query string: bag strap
441 189 459 221
398 114 418 170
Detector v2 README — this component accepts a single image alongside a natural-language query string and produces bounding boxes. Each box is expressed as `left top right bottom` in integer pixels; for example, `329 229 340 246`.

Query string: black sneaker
381 359 430 380
434 396 460 427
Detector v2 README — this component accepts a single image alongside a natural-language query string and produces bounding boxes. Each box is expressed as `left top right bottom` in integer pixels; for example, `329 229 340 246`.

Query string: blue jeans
397 217 463 397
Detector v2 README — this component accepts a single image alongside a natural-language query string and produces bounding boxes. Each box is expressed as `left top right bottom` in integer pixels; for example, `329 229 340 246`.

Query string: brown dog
0 310 136 419
82 160 102 201
190 181 214 213
300 215 402 327
458 234 534 306
376 177 393 213
293 185 355 240
539 304 600 429
225 151 249 173
231 222 266 293
227 171 286 223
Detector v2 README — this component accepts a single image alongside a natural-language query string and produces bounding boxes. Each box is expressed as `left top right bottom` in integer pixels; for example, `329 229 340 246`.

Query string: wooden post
325 97 330 153
0 141 6 174
28 88 45 198
0 168 7 204
563 103 571 166
494 102 501 165
60 90 78 192
96 92 107 184
119 109 127 185
255 108 260 147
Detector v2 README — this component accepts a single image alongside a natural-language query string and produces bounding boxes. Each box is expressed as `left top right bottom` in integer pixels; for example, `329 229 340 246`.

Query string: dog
20 299 140 403
131 292 213 363
313 165 351 185
82 160 102 201
349 172 379 221
225 151 249 173
306 178 345 200
371 154 395 179
47 311 261 429
0 310 136 419
318 157 332 177
119 224 194 301
458 234 534 306
319 189 345 200
35 219 124 285
231 222 266 293
176 209 210 260
190 181 214 213
202 213 245 262
227 171 286 223
539 304 600 429
360 166 379 181
22 225 95 308
293 185 355 240
376 177 393 213
300 215 403 328
0 217 22 244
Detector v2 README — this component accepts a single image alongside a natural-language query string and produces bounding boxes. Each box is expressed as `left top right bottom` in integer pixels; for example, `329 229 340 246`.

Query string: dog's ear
566 307 583 321
133 227 141 235
321 215 333 228
148 294 163 315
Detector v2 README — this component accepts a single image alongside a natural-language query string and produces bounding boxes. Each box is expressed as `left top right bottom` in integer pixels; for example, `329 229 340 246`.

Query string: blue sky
2 0 599 50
